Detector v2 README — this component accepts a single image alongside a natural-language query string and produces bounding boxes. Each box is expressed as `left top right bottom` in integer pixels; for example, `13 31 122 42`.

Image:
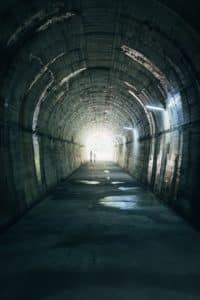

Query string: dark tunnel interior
1 0 200 229
1 1 200 298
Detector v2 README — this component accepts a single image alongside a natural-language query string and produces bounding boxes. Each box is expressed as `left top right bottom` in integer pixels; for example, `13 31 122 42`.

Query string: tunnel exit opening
84 129 115 162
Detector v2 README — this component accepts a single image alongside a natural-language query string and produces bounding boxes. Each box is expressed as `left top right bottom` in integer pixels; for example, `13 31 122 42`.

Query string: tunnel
0 0 200 298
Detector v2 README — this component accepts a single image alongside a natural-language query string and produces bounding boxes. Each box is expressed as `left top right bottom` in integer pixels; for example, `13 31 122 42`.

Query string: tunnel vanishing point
1 1 200 298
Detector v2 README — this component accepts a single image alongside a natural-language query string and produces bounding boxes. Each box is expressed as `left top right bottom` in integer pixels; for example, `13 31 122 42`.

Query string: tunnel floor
0 162 200 299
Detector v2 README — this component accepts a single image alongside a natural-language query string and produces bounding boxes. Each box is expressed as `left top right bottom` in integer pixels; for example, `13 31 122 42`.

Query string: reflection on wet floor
2 162 200 300
76 180 100 185
106 176 111 180
100 195 138 210
118 186 140 191
100 195 158 210
104 170 110 173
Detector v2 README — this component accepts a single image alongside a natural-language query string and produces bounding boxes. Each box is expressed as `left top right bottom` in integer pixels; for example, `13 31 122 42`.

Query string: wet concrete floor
0 162 200 299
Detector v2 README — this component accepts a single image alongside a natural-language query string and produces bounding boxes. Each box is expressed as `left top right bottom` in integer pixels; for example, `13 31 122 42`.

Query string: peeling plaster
7 10 74 46
29 52 65 91
36 12 75 32
59 68 87 87
121 45 170 91
7 11 45 46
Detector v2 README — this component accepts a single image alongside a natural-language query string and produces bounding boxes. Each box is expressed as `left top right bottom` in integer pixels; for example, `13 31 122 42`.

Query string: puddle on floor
76 180 100 185
104 170 110 173
100 195 138 210
118 187 140 191
100 195 158 210
111 181 124 185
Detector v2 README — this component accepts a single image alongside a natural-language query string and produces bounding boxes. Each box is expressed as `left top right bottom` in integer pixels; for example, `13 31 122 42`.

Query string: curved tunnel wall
0 0 200 229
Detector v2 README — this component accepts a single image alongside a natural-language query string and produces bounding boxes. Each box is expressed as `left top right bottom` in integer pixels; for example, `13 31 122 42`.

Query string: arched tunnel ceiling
1 0 200 145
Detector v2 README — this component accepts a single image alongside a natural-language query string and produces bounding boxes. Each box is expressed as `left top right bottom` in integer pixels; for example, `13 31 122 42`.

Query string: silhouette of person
90 150 93 163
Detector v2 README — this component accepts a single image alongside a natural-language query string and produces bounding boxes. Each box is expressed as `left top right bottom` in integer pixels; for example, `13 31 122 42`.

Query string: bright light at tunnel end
84 129 115 161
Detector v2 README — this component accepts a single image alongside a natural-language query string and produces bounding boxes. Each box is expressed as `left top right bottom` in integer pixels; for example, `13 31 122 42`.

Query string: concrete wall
116 121 200 228
0 124 83 231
